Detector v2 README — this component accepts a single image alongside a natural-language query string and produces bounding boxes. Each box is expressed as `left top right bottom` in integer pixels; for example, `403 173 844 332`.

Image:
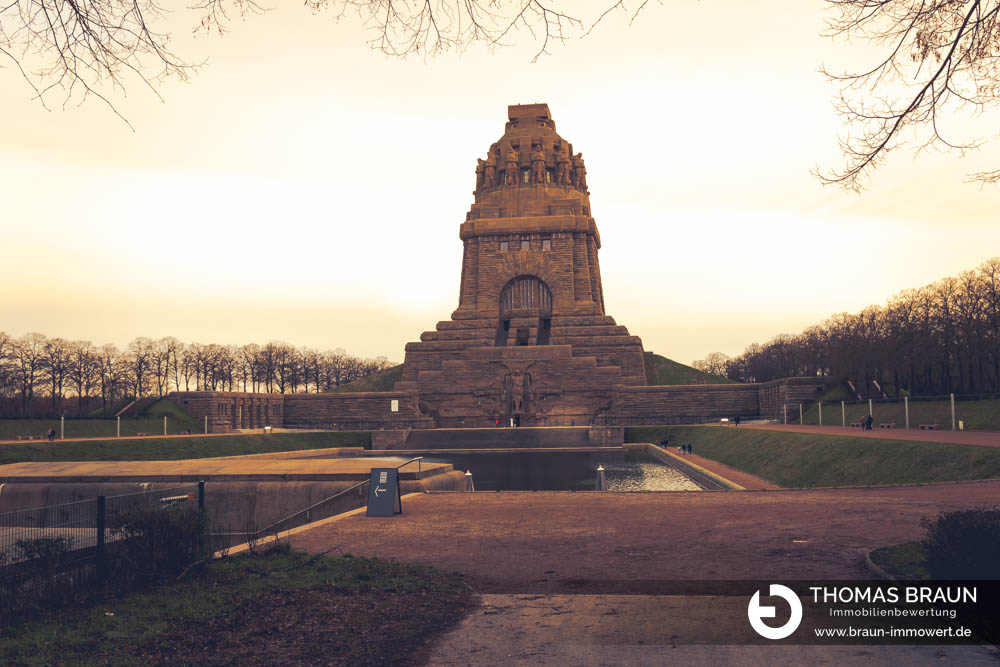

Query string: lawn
0 545 472 666
0 431 372 466
0 399 204 440
625 425 1000 487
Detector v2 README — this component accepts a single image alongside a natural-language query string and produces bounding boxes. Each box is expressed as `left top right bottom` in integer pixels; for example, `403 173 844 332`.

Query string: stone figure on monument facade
504 145 519 186
475 158 486 191
572 153 588 192
531 144 546 184
485 153 498 189
556 150 570 186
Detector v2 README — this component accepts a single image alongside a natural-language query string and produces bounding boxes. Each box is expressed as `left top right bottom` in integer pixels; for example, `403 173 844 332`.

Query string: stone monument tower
396 103 647 426
169 103 826 434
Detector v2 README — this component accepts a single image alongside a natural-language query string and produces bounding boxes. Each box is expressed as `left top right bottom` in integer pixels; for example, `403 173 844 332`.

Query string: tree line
0 334 394 418
712 257 1000 398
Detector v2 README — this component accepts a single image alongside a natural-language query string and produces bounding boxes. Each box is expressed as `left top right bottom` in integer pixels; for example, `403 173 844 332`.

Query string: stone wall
282 392 433 431
758 377 828 420
170 392 286 434
607 384 762 425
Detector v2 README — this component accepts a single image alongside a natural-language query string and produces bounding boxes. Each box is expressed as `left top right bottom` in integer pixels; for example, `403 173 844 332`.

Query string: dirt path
668 450 781 489
291 481 1000 592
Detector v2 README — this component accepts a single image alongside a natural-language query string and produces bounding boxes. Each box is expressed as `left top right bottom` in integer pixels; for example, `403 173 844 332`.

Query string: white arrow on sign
375 486 387 497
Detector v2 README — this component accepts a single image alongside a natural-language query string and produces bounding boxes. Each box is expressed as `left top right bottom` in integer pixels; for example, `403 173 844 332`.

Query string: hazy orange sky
2 0 999 365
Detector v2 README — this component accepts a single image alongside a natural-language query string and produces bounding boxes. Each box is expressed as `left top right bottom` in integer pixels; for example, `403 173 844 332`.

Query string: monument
169 104 823 433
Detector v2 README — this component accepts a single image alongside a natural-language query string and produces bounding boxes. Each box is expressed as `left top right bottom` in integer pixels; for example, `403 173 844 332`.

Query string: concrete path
737 424 1000 447
426 594 999 666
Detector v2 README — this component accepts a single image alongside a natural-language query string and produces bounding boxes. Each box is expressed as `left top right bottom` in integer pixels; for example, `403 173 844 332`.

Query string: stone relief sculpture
503 371 532 414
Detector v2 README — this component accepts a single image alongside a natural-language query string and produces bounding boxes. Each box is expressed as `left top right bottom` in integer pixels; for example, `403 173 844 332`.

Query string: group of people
660 440 693 455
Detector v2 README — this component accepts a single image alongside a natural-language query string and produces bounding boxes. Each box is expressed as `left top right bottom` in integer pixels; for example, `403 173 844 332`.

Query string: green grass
799 397 1000 431
869 541 930 580
644 352 736 386
0 545 470 666
0 431 372 466
625 425 1000 487
329 364 404 392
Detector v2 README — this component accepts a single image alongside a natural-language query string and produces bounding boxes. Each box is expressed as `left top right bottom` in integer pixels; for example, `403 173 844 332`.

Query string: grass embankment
1 399 204 440
0 431 372 466
644 352 735 386
799 397 1000 431
0 546 472 666
625 425 1000 487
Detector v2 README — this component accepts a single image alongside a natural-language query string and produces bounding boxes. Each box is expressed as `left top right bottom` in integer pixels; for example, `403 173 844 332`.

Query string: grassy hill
644 352 736 386
0 398 203 440
0 431 372 466
329 365 404 393
626 425 1000 487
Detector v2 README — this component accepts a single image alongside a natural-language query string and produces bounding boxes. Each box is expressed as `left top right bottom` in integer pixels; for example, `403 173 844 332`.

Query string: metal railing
216 457 427 549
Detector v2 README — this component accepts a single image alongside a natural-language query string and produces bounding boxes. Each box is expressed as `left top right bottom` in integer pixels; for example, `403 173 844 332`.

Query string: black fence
0 483 204 619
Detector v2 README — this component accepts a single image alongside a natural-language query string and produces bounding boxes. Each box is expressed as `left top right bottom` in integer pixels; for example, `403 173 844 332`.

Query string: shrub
922 507 1000 579
108 506 209 588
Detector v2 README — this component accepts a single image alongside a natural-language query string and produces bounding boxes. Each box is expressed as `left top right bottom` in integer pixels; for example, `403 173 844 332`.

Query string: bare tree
68 340 98 414
1 1 650 114
819 0 1000 189
691 351 730 377
126 337 154 399
12 333 47 416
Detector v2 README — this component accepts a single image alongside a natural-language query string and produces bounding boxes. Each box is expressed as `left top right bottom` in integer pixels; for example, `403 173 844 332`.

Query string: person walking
865 414 873 431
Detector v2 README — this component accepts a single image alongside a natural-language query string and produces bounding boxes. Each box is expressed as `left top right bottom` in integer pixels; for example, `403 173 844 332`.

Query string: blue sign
366 467 402 517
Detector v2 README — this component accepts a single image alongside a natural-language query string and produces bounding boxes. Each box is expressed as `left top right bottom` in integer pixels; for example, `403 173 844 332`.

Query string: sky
2 0 1000 366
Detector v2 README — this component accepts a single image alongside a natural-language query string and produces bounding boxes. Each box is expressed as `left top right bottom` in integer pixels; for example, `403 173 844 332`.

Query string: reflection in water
602 462 702 491
420 452 702 491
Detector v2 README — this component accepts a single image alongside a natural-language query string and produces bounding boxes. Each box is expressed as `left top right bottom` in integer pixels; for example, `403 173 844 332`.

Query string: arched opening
496 276 552 347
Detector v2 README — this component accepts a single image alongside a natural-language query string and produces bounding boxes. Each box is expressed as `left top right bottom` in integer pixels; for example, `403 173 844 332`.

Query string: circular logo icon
748 584 803 640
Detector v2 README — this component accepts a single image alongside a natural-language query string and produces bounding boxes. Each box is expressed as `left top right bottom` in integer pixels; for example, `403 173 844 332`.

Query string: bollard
595 465 607 491
951 393 956 431
818 401 823 426
465 470 475 492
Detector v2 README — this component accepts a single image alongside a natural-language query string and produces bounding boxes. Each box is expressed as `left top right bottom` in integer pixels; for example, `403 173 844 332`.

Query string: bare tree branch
818 0 1000 190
